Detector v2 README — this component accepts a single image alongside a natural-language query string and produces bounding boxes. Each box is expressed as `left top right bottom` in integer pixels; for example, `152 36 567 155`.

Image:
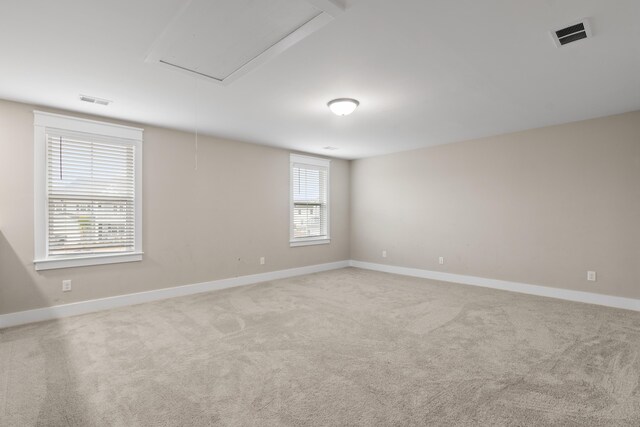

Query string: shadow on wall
0 231 46 316
0 230 93 425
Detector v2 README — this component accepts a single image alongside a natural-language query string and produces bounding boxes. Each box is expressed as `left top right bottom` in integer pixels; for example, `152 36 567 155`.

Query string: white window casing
33 111 143 270
290 153 330 247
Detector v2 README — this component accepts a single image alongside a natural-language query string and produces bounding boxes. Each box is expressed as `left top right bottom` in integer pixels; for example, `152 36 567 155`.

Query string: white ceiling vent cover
79 95 112 106
550 19 592 48
146 0 345 85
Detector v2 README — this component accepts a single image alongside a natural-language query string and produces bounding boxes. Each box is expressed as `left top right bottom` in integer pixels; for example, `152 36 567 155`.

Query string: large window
34 112 143 270
290 154 330 247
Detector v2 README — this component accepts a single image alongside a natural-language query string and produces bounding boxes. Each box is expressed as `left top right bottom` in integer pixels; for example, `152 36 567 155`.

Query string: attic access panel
146 0 344 85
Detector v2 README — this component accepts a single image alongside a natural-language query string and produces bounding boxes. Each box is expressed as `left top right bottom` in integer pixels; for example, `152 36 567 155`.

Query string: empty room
1 0 639 425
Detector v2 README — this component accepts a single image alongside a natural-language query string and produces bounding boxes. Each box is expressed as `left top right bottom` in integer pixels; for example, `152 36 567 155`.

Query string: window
290 154 330 246
33 111 143 270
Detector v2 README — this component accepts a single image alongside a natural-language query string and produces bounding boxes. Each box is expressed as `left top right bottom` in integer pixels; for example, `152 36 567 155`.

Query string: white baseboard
0 260 350 329
349 260 640 312
3 259 637 329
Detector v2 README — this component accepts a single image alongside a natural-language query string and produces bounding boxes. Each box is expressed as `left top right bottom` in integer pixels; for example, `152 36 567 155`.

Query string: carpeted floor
1 267 639 426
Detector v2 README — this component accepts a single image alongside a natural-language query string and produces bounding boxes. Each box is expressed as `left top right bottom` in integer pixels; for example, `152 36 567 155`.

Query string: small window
33 111 143 270
290 154 330 247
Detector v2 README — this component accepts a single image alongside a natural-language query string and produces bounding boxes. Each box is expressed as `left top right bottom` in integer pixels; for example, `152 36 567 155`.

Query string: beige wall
351 111 640 299
0 99 350 315
2 97 639 317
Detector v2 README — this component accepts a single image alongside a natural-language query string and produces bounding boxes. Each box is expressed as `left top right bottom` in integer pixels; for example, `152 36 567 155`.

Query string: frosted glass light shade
327 98 359 116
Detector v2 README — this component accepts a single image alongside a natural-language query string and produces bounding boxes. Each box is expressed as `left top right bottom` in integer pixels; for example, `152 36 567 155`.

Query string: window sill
34 252 143 271
290 238 330 247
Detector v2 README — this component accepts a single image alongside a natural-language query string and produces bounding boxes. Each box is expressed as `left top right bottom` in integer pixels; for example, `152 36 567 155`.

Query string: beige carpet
1 268 639 426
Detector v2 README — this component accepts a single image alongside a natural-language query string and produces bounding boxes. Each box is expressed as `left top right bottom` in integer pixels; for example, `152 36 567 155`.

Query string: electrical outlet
439 257 444 265
587 271 597 282
62 280 72 292
382 250 387 258
260 256 265 265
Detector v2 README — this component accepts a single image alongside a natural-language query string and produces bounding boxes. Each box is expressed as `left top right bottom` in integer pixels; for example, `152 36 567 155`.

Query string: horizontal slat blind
46 131 135 255
292 163 327 239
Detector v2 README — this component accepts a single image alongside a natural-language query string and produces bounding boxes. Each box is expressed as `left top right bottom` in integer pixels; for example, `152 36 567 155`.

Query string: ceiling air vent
551 19 592 47
79 95 112 106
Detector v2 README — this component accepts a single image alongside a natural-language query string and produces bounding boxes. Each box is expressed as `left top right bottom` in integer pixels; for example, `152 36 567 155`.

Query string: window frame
33 111 143 271
289 153 331 247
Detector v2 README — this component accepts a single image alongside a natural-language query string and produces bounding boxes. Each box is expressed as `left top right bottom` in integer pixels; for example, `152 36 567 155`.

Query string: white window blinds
46 130 135 256
290 154 330 245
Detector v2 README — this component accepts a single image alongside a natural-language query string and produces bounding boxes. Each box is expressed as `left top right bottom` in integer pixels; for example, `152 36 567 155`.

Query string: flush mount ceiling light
327 98 359 116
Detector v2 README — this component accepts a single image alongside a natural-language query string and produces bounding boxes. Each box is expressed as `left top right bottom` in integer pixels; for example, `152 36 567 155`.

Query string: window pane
291 159 328 239
46 133 135 255
293 203 324 238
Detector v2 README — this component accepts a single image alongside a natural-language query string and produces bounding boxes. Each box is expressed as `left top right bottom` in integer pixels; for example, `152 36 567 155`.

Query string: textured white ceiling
0 0 638 159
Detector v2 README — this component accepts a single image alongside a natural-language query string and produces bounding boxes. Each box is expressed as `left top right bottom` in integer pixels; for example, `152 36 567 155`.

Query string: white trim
33 111 143 270
5 259 637 329
34 118 47 262
33 111 143 140
349 260 640 312
290 238 330 247
0 261 349 329
34 252 143 271
134 128 143 257
290 153 331 246
290 154 332 168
